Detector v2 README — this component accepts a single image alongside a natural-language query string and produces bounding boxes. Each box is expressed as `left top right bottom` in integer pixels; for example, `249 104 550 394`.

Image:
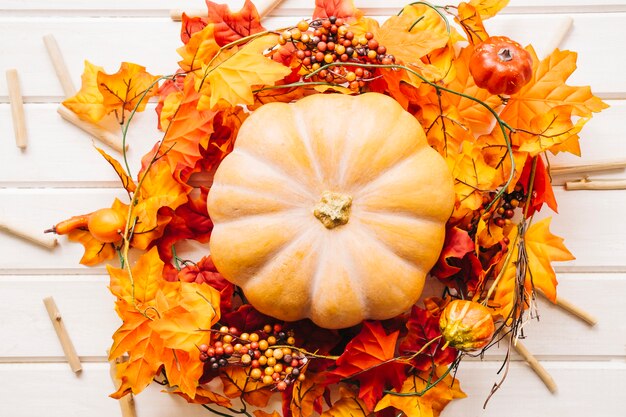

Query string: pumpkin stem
313 191 352 229
497 47 513 62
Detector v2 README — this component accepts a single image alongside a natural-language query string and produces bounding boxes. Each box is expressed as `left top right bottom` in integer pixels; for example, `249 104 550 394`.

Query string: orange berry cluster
198 324 307 391
480 184 527 233
278 16 396 91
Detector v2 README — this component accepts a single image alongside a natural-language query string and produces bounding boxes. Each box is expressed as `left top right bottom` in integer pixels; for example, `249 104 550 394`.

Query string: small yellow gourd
207 93 454 329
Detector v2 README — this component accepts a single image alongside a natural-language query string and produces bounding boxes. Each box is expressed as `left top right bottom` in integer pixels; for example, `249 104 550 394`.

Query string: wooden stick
550 159 626 176
512 339 558 394
565 179 626 190
43 297 82 373
6 69 28 149
537 289 597 326
0 219 57 249
170 0 283 21
544 16 573 56
109 356 137 417
57 104 127 153
43 34 77 97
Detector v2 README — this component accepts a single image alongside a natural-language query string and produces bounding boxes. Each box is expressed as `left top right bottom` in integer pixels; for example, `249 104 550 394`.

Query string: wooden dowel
0 220 57 249
6 69 28 149
43 34 76 97
109 356 137 417
43 297 82 373
537 289 598 326
57 104 127 153
565 179 626 190
170 0 283 21
544 16 573 56
512 339 558 394
550 159 626 176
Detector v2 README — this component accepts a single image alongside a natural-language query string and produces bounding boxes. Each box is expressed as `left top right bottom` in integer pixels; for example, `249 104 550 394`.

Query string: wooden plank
1 101 623 186
2 0 626 15
0 14 625 100
0 274 623 360
0 187 623 273
0 361 623 417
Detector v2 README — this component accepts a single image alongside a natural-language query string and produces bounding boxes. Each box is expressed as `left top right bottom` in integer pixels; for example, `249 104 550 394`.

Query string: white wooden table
0 1 625 416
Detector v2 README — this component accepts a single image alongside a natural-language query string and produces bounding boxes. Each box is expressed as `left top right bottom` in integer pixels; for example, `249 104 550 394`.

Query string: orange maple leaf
469 0 510 19
313 0 363 20
454 2 490 44
291 372 327 417
161 349 205 399
62 60 107 123
171 385 232 407
108 246 164 303
95 146 136 193
220 367 274 407
206 0 266 47
177 23 220 75
196 34 291 109
374 366 465 417
97 62 160 121
321 385 369 416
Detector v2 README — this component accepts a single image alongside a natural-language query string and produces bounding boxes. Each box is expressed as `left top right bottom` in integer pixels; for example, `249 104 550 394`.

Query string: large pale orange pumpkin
207 93 454 329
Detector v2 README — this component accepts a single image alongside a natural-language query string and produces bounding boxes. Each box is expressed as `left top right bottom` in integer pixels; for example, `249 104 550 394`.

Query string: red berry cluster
278 16 396 91
198 324 307 391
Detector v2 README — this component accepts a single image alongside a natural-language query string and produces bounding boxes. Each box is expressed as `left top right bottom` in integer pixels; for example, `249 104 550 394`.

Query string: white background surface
0 1 625 416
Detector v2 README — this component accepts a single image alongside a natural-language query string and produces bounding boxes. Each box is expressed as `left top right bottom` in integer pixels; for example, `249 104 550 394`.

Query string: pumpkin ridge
209 207 306 226
213 183 307 211
231 147 318 201
290 105 325 190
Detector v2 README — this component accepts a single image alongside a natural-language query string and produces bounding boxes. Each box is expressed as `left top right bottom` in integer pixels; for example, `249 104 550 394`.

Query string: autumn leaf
110 300 165 398
97 62 160 119
321 385 370 416
181 13 208 44
431 227 475 280
454 2 489 44
170 385 232 407
178 23 220 75
518 105 588 156
150 282 221 351
525 217 574 301
420 104 474 159
108 246 164 304
254 411 282 417
161 348 205 398
207 0 266 46
67 228 116 266
220 367 274 407
469 0 510 19
499 47 607 135
159 75 219 176
330 321 406 410
291 371 327 417
518 156 558 215
62 60 107 123
197 34 291 109
313 0 363 20
398 306 458 372
476 216 505 249
95 146 136 192
176 255 235 313
133 158 190 237
375 366 465 417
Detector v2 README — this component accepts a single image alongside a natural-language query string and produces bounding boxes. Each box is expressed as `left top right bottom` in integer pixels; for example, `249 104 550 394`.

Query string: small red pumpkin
439 300 495 351
469 36 533 95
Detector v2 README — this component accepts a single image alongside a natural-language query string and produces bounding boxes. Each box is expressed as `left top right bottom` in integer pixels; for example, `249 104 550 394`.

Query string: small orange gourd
439 299 495 351
207 93 455 329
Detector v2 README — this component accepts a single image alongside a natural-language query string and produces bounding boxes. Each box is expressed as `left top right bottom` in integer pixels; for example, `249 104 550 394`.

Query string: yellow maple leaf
133 159 190 236
177 23 220 75
500 47 608 133
108 246 164 304
62 60 107 123
375 366 465 417
171 385 233 407
454 2 490 44
95 146 136 193
197 34 291 109
518 105 589 156
291 372 327 417
469 0 510 19
97 62 160 118
220 367 274 407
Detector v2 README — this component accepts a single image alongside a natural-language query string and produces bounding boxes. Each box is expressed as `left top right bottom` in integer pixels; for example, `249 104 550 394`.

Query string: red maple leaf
329 321 406 410
206 0 266 46
177 256 235 312
181 13 209 44
154 187 213 261
518 156 558 216
399 306 458 371
431 227 475 280
221 305 276 334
